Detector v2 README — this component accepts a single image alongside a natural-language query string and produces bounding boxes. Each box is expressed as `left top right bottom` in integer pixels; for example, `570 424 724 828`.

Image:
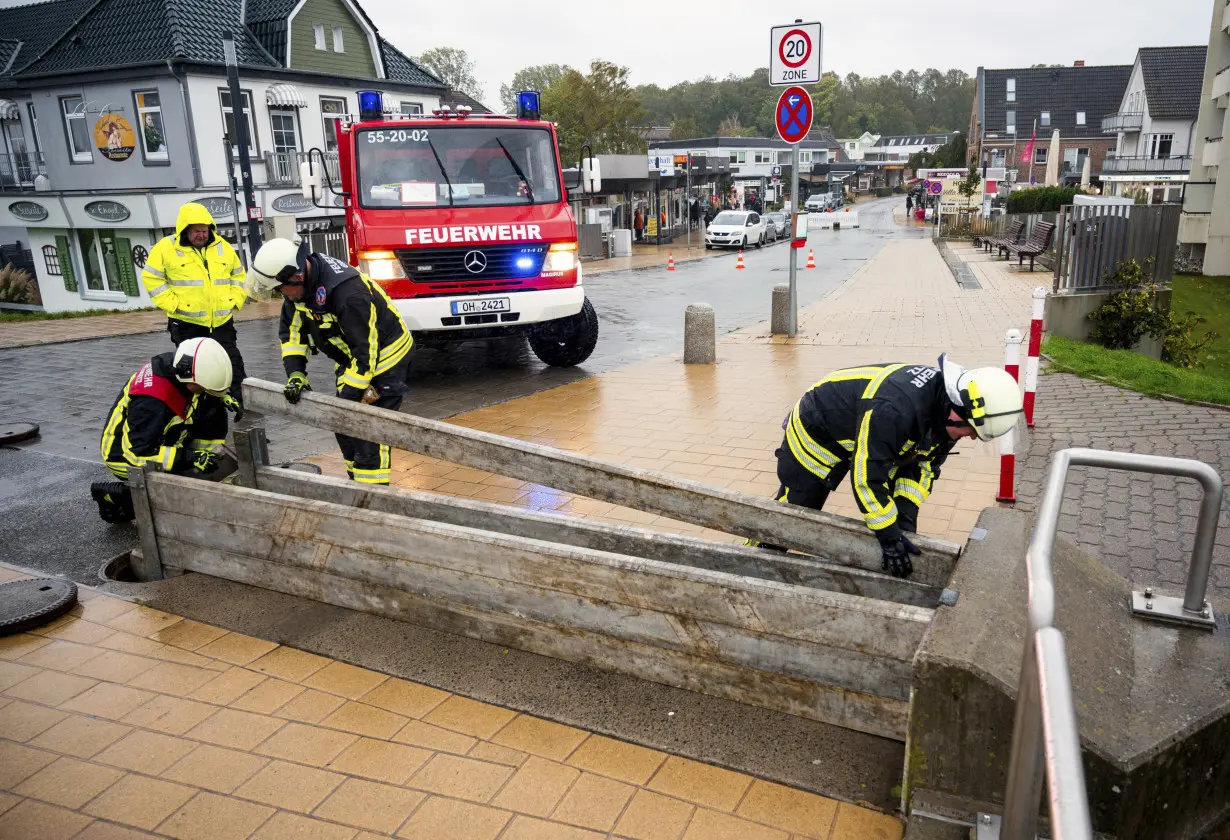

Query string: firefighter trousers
747 442 849 551
335 355 411 486
168 318 247 402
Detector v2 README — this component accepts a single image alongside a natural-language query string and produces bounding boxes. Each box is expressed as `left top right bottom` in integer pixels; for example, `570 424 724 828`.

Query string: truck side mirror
582 157 601 194
300 161 322 203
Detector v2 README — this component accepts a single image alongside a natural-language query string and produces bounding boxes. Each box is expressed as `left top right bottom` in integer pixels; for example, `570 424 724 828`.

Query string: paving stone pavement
1014 371 1230 607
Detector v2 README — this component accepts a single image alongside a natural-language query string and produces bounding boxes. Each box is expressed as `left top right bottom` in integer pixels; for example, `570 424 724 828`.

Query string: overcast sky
367 0 1216 105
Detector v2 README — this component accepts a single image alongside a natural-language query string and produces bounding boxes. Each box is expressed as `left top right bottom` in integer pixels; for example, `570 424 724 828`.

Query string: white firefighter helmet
172 337 233 396
245 237 307 298
939 354 1023 441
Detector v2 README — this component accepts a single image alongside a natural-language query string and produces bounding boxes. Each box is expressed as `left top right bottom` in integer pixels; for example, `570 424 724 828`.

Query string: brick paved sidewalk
0 249 714 351
307 237 1041 548
0 564 897 840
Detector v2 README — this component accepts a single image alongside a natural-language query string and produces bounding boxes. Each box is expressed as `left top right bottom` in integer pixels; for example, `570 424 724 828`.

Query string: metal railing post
1000 634 1047 838
1036 628 1093 840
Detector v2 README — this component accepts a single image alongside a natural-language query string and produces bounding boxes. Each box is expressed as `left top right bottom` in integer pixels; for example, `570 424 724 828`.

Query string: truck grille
395 244 548 291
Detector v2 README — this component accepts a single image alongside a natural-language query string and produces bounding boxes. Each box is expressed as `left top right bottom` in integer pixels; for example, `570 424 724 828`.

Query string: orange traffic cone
667 252 676 271
806 249 816 270
735 250 746 270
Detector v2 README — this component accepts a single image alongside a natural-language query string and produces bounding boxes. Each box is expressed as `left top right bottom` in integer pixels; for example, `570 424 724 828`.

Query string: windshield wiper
495 139 534 202
425 136 455 206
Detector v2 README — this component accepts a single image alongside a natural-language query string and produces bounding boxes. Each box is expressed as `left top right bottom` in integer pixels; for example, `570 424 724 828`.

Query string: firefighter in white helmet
247 238 412 485
748 355 1023 578
92 337 235 523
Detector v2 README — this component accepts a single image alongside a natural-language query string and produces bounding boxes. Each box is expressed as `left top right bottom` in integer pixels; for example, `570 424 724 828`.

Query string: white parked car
705 211 767 250
805 193 832 212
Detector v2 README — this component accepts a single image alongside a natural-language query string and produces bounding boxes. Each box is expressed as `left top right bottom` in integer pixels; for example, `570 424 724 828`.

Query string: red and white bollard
1023 287 1046 427
997 328 1023 504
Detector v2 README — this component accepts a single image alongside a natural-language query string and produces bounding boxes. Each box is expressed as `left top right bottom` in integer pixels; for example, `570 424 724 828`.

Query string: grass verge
1171 274 1230 381
1043 335 1230 406
0 306 157 323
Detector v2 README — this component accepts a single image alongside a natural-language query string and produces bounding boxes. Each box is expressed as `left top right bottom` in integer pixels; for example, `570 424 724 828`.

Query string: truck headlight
542 241 577 272
358 250 406 281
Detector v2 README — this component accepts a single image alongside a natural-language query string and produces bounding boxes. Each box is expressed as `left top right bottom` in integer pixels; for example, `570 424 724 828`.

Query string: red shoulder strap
127 362 190 418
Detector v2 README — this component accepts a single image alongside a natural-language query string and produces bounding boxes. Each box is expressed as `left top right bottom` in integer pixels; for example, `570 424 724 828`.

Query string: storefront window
76 230 135 295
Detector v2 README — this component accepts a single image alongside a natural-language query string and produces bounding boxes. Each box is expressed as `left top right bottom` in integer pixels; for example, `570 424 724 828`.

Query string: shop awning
266 84 307 108
0 100 20 121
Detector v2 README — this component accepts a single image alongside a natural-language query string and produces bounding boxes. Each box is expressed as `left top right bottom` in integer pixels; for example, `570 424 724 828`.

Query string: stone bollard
771 283 790 335
683 303 715 364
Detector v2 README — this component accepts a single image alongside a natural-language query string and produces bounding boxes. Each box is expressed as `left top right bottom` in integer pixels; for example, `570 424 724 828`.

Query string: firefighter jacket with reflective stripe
141 202 246 328
785 363 956 542
278 253 412 392
99 354 225 478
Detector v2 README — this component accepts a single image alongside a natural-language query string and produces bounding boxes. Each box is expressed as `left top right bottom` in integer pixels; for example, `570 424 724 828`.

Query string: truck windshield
356 126 561 209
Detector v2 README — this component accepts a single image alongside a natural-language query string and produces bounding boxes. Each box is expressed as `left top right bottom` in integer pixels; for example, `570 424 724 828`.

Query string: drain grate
0 578 78 635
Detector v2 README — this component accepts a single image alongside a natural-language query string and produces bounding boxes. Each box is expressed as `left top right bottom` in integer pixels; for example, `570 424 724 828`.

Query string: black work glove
221 394 244 423
284 372 310 405
191 450 219 474
337 384 366 402
880 534 921 578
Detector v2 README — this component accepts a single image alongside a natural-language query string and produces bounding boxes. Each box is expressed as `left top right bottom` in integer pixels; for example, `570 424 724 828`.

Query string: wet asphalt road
0 197 914 582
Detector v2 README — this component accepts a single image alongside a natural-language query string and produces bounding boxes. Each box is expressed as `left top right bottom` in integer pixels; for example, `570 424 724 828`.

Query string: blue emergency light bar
516 91 540 121
358 90 383 121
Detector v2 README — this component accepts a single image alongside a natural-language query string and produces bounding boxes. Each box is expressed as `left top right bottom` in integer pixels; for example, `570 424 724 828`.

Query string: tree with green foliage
541 61 647 160
416 47 483 101
499 64 572 114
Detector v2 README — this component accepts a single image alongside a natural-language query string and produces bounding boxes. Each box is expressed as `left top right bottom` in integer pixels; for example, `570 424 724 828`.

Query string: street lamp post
222 30 263 258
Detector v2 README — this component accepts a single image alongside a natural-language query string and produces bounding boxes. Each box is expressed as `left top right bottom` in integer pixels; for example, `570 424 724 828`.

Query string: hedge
1006 186 1079 214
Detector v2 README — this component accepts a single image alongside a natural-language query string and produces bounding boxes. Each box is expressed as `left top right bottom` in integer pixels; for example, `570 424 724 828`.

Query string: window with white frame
219 89 259 156
1040 111 1051 127
332 26 344 52
269 108 299 154
400 102 423 115
728 150 746 164
798 150 811 164
27 103 42 157
1076 111 1086 126
1148 133 1174 158
1006 110 1016 134
1034 147 1048 165
133 90 168 161
1006 78 1016 102
314 24 326 50
321 96 347 153
753 150 772 164
60 96 91 163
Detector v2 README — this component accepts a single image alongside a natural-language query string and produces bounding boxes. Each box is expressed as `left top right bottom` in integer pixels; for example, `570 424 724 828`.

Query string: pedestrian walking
141 202 249 413
247 238 413 486
906 194 913 213
746 356 1023 578
633 207 644 242
91 337 236 523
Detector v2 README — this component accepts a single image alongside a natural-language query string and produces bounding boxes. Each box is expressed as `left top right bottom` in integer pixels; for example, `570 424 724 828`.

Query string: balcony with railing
1101 112 1144 134
1183 181 1216 214
1214 65 1230 101
1223 0 1230 33
1101 155 1193 175
260 151 341 188
1203 137 1223 169
0 151 47 192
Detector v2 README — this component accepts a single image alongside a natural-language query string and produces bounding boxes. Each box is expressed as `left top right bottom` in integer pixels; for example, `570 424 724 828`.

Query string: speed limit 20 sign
770 22 822 86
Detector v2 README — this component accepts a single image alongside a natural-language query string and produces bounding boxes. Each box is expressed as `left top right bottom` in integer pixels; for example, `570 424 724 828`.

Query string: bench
982 219 1024 255
1004 221 1056 271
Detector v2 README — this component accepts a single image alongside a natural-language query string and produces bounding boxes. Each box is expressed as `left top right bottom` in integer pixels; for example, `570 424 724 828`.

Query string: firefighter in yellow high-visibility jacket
141 202 248 411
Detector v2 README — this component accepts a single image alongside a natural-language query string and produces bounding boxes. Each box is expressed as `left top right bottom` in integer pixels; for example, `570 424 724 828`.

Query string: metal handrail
1000 448 1224 839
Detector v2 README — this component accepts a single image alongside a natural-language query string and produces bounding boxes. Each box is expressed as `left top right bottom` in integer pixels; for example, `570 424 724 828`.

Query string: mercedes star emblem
463 250 488 273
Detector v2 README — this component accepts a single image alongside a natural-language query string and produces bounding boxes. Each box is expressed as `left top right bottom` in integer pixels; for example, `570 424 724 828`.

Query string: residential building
838 132 878 162
1183 1 1230 272
648 133 837 206
0 0 445 313
969 62 1132 186
1101 46 1206 204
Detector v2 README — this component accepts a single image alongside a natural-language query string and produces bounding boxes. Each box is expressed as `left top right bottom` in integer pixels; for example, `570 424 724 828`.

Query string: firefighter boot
91 481 135 524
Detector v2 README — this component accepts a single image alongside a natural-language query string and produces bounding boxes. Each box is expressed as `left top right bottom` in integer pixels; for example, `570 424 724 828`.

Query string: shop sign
272 194 314 213
84 200 130 222
8 201 48 222
94 114 136 162
196 197 235 219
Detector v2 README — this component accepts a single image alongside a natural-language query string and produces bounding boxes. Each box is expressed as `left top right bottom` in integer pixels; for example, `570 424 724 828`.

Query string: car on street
705 211 767 250
764 212 788 241
805 193 832 212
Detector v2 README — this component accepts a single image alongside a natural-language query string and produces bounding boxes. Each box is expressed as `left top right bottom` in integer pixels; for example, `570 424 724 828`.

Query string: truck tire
528 298 599 367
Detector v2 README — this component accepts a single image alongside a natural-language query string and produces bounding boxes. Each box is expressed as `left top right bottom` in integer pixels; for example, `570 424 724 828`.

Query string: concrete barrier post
683 303 716 364
771 284 790 335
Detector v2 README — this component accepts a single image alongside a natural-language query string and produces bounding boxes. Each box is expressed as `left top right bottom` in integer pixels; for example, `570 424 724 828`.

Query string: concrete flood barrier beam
141 472 931 739
240 381 962 588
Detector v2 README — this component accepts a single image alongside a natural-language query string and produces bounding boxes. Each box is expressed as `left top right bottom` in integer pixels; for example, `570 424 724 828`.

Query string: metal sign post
788 146 799 336
774 87 812 339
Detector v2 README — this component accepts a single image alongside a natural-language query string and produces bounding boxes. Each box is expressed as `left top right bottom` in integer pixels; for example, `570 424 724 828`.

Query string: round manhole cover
0 578 78 635
277 462 323 474
0 422 39 444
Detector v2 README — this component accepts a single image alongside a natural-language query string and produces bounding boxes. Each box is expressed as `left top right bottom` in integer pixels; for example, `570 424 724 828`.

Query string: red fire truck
301 91 600 367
